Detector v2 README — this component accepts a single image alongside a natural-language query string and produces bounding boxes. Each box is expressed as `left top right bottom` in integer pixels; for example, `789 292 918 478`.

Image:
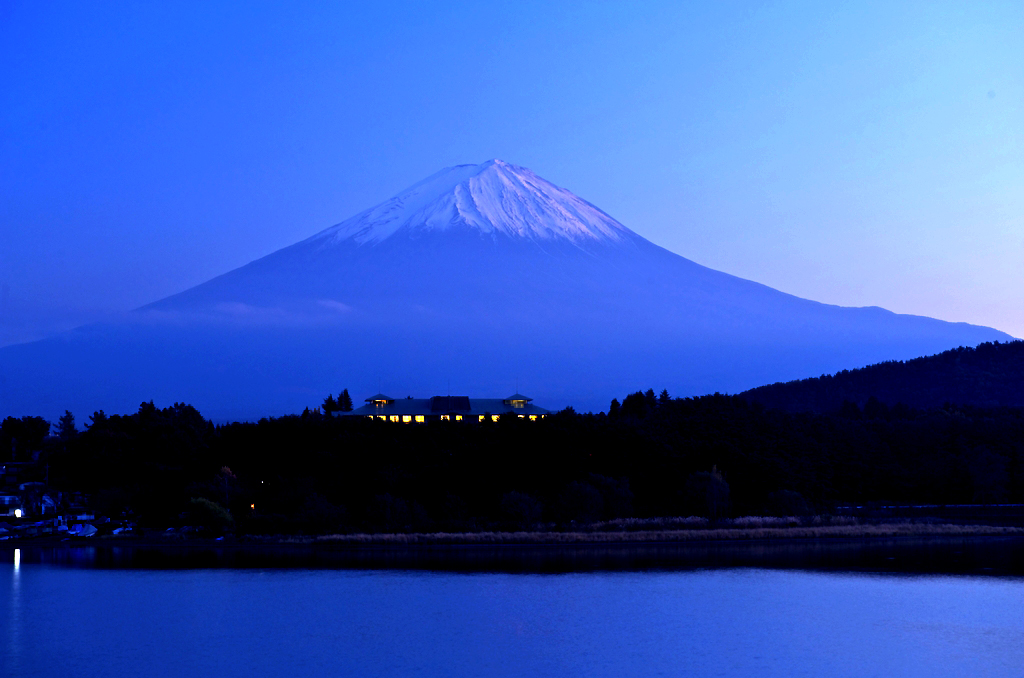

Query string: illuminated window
491 415 499 422
455 415 463 421
402 415 412 423
378 415 387 420
366 415 374 419
529 415 537 421
390 416 399 422
478 415 485 422
518 414 525 418
415 415 425 423
441 414 450 421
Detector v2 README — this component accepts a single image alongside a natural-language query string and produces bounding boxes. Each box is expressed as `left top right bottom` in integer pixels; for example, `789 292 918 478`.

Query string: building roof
346 394 550 417
504 393 533 402
430 396 471 412
365 393 395 402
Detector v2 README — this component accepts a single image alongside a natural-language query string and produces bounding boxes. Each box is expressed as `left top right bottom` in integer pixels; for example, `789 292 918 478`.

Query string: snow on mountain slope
310 159 634 247
146 159 764 314
0 160 1014 421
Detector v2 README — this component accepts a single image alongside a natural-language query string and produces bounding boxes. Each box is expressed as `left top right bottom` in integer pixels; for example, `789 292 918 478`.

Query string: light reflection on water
1 557 1023 678
6 549 21 677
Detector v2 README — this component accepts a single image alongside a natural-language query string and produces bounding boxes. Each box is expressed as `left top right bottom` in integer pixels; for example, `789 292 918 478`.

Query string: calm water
3 548 1023 677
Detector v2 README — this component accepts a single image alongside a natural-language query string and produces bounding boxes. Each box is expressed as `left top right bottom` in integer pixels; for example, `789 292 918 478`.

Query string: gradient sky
2 0 1022 347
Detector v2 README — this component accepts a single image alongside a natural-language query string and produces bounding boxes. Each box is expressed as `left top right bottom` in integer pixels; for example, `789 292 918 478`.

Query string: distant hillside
742 341 1024 413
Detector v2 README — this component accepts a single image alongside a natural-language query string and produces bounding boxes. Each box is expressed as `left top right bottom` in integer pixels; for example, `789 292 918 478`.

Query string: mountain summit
0 161 1013 420
310 160 633 248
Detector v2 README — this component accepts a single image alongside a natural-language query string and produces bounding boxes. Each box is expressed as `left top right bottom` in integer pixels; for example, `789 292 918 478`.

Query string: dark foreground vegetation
4 382 1024 536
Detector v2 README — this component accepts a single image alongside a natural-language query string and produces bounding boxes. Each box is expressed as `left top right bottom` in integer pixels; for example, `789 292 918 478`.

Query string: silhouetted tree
621 391 651 418
322 394 338 414
500 491 543 528
338 389 353 412
557 481 604 524
185 497 234 536
685 468 730 519
56 410 77 440
1 416 50 461
863 396 889 419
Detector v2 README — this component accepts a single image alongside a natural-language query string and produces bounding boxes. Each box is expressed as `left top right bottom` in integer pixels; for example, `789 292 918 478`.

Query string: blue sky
1 0 1022 346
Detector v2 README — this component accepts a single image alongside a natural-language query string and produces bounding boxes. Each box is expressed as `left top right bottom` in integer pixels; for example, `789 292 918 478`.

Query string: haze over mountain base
0 161 1012 420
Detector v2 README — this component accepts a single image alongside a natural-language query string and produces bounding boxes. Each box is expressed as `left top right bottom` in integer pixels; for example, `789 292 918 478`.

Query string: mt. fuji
313 159 632 246
0 160 1012 420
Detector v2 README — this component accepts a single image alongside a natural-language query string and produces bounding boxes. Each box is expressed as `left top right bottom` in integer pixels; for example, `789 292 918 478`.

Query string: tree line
321 389 353 414
5 386 1024 535
743 340 1024 413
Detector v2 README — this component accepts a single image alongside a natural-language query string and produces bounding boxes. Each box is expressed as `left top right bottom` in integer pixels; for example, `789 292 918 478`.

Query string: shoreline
7 526 1024 575
6 521 1024 549
304 522 1024 546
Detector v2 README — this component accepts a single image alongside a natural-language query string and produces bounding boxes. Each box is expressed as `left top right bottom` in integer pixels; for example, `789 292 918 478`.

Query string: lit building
346 393 550 422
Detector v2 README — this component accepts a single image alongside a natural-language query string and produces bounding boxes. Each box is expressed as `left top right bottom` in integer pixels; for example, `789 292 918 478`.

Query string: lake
3 543 1024 677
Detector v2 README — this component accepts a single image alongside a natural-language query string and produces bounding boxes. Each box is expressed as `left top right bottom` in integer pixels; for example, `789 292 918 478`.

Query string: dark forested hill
742 341 1024 413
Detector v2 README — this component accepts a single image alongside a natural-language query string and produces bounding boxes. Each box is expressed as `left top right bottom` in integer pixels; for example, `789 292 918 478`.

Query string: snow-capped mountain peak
310 159 634 247
3 158 1012 422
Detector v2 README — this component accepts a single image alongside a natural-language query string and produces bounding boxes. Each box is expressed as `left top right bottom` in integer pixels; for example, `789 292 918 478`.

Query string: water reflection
7 548 22 676
0 565 1022 677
